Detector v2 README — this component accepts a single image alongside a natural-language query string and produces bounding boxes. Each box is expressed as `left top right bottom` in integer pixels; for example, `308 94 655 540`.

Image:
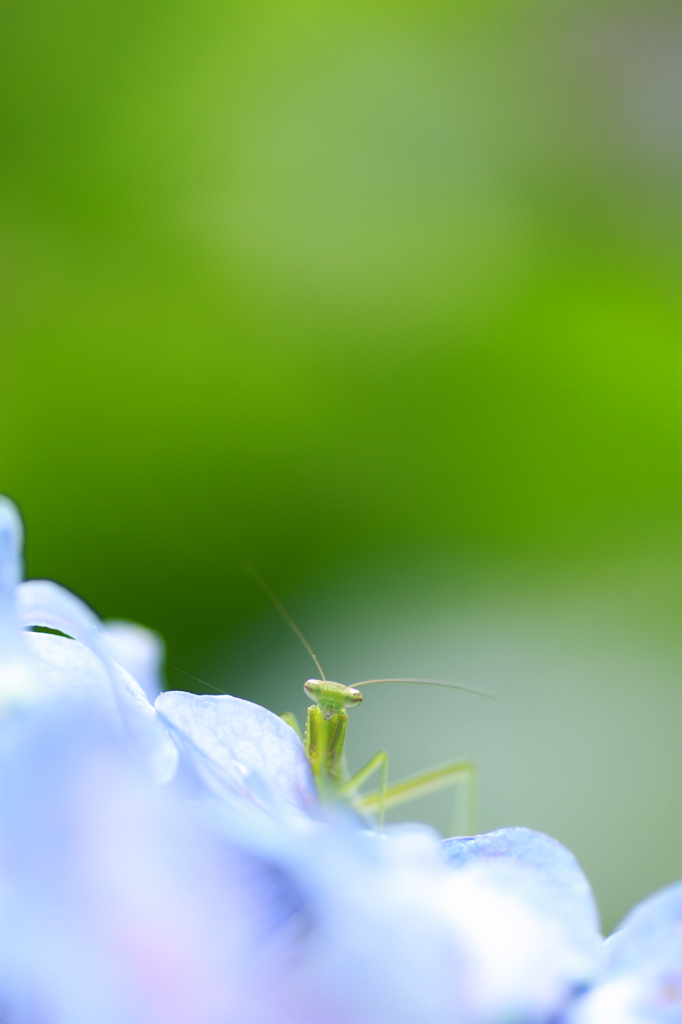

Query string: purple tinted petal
442 826 600 943
0 698 266 1024
156 691 317 815
104 620 165 701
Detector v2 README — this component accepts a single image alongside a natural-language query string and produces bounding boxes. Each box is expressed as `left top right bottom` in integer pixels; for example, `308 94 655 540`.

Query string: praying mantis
247 566 492 834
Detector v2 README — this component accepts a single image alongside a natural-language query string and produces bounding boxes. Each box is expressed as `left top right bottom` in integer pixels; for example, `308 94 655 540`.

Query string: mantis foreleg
356 760 477 836
280 711 303 740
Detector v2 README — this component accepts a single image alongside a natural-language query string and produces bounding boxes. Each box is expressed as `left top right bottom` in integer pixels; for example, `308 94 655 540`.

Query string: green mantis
247 564 491 834
283 675 486 833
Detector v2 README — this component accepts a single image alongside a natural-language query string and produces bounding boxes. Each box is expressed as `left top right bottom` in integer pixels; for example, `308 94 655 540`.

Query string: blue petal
569 882 682 1024
606 881 682 975
104 619 165 701
156 690 317 816
437 857 600 1022
17 580 178 783
0 497 23 655
442 826 600 943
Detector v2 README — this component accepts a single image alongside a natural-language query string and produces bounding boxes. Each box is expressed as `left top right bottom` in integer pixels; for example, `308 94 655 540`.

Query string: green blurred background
1 0 681 930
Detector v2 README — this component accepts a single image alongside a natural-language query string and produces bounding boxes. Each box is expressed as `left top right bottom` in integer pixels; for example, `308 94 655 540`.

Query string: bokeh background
1 0 681 931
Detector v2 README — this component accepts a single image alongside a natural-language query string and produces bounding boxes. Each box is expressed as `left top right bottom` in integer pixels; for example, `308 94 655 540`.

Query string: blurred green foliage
2 0 679 674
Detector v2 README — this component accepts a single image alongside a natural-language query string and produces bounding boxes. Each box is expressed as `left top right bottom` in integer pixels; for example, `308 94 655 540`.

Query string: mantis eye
303 679 325 702
343 687 363 709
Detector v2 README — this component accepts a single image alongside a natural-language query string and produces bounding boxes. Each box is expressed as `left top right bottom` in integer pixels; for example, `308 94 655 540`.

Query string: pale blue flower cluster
0 495 679 1024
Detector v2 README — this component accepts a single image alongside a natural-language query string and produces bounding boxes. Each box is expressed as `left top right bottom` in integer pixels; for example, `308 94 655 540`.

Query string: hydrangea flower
154 689 603 1021
0 494 677 1024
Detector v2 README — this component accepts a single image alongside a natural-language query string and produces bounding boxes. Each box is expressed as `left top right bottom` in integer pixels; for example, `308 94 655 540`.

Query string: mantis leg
280 711 303 741
339 750 389 830
356 760 477 837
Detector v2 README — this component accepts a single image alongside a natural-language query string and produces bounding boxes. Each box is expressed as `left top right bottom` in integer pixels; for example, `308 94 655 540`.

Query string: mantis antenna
169 664 229 696
353 678 494 698
243 562 327 681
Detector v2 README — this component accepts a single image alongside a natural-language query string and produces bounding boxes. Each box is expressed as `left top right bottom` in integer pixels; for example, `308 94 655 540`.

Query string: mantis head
304 679 363 718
